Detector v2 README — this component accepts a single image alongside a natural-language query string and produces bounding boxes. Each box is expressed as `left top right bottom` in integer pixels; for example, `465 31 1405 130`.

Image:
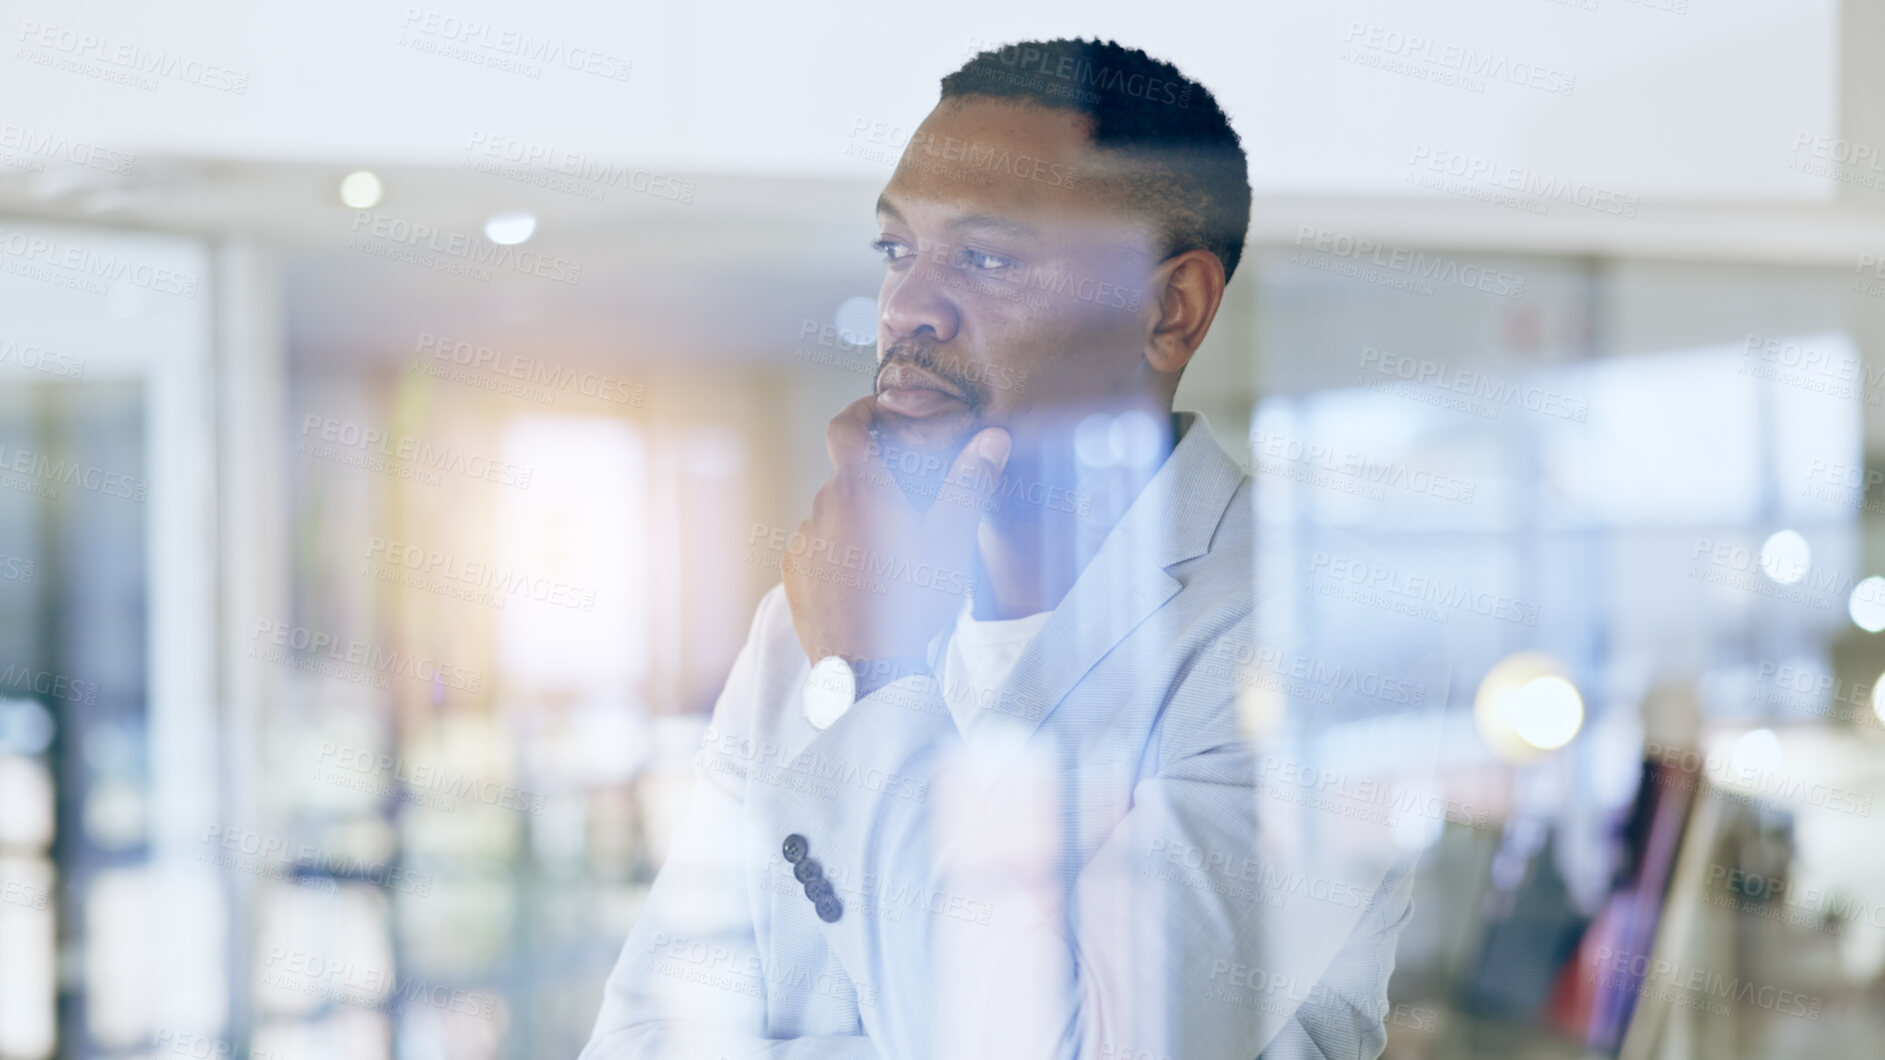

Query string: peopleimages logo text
15 20 251 93
300 414 534 489
0 337 85 378
0 664 97 705
415 332 645 405
1248 430 1478 503
747 522 977 598
1341 22 1576 96
0 228 200 298
365 535 597 612
252 619 484 693
1293 227 1525 299
398 8 631 81
1310 551 1540 627
316 742 546 815
1359 346 1588 422
463 131 693 203
0 122 136 175
0 443 147 501
1210 641 1427 705
965 39 1192 107
349 212 583 286
1407 146 1636 218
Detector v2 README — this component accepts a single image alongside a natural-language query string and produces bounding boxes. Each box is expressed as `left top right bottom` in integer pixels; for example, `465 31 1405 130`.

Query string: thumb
928 427 1012 534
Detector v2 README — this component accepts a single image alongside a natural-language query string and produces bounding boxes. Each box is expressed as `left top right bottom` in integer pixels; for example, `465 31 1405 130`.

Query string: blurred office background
3 0 1884 1057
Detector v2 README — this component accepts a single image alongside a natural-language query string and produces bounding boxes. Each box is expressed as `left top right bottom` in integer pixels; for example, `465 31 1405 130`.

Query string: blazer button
782 834 808 864
815 896 844 923
804 877 834 902
794 857 823 884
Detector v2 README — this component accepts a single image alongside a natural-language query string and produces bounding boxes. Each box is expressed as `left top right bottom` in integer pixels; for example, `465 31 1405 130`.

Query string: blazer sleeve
746 624 1418 1060
1255 860 1416 1060
580 587 884 1060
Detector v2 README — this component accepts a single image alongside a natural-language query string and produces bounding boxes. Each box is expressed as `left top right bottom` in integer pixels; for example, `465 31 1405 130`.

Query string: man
584 39 1446 1059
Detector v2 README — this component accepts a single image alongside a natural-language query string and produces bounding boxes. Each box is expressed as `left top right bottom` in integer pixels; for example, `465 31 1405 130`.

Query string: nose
879 252 960 347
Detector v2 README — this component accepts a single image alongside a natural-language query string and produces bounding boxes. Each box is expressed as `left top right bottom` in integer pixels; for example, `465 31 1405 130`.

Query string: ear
1143 248 1227 375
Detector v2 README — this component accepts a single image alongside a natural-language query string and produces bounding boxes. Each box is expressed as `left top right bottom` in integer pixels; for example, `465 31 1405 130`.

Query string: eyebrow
952 212 1035 237
875 195 1035 238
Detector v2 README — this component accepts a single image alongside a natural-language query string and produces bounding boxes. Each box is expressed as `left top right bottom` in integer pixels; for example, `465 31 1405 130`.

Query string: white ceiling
2 0 1837 192
0 0 1848 368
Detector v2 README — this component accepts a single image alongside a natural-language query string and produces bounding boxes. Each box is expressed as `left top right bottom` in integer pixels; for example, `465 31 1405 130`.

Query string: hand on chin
871 394 988 511
781 395 1011 665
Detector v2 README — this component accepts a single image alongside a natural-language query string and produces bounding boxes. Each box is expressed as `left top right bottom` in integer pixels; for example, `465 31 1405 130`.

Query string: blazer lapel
967 413 1246 757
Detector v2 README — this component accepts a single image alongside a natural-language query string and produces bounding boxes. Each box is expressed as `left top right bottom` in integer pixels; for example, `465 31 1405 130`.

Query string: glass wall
4 226 1883 1059
1245 248 1882 1057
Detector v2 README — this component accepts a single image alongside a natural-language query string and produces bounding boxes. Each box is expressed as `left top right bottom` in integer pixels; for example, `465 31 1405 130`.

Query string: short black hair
940 39 1251 282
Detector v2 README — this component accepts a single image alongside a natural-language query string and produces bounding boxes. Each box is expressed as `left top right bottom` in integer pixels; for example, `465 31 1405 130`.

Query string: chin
870 402 981 456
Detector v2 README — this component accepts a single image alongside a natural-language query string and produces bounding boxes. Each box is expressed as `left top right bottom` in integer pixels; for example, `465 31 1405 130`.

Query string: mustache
873 341 988 414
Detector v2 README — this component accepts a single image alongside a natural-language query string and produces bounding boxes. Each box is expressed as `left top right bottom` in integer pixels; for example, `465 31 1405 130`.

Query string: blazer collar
964 411 1247 752
1102 411 1246 571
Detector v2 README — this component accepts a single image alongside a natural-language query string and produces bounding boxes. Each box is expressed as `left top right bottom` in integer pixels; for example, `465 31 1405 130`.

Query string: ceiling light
339 170 383 209
484 211 537 245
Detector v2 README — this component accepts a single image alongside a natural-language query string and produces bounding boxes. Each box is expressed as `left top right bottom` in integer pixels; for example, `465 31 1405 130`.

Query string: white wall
2 0 1837 197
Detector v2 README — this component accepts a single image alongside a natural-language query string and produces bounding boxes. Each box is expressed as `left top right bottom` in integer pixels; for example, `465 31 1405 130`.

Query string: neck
971 410 1181 620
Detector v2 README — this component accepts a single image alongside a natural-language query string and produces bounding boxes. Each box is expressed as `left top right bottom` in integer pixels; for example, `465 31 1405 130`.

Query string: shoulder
699 583 811 755
748 581 811 691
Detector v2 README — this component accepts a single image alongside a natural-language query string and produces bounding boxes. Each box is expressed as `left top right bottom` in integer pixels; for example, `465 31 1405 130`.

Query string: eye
954 247 1015 271
869 238 913 265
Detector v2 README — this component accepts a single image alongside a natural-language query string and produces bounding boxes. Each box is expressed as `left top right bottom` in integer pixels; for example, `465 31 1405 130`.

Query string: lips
875 362 969 419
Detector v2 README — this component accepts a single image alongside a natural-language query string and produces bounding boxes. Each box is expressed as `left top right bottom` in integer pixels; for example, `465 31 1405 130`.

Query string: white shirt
940 604 1052 735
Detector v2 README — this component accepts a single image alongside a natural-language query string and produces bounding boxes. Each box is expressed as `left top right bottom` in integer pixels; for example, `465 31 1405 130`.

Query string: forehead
877 97 1127 235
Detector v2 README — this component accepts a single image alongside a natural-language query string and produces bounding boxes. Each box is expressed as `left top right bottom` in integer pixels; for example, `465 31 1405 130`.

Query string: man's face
871 97 1163 457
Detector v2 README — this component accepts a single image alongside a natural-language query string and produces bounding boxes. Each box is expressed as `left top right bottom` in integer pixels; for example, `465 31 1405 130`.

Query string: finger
927 427 1011 537
825 396 879 472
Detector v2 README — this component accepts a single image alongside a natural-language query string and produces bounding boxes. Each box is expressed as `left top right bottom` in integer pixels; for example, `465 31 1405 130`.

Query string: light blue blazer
583 414 1450 1060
